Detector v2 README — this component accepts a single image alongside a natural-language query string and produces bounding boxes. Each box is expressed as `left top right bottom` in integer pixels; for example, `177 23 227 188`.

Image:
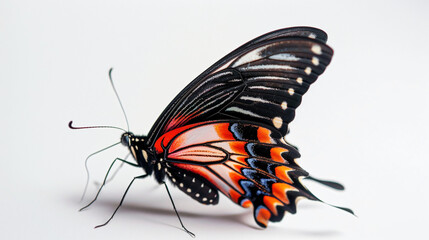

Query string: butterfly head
121 132 134 147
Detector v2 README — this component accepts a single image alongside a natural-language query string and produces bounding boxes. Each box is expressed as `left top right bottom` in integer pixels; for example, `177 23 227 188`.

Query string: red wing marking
164 114 186 134
168 145 227 163
154 122 203 154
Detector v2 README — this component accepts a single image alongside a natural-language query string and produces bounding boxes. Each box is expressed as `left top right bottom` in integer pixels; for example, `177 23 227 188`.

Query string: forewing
155 121 318 227
147 27 333 146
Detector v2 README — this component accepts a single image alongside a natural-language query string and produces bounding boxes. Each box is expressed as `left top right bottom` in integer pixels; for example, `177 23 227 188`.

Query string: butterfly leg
98 157 127 186
95 174 149 228
80 158 140 211
81 142 122 201
162 182 195 238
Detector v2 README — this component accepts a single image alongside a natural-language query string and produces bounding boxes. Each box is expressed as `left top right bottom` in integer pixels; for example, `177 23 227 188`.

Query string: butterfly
71 26 352 236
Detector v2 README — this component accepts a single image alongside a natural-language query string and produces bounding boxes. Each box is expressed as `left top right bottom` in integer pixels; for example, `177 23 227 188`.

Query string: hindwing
155 121 317 227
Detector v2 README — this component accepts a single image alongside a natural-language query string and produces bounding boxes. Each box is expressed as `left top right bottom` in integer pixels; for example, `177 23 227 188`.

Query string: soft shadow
63 193 344 237
282 228 342 238
64 193 253 228
96 198 253 227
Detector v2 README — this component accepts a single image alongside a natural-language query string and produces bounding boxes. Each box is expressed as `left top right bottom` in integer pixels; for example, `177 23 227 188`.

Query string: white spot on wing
187 188 191 193
272 117 283 129
281 101 288 110
288 88 295 96
305 67 312 75
297 77 303 85
308 33 317 39
311 45 322 55
269 53 300 61
312 56 319 66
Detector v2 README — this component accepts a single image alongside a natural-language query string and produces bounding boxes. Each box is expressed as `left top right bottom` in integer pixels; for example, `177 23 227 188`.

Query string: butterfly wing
146 27 333 146
147 27 342 227
154 121 316 227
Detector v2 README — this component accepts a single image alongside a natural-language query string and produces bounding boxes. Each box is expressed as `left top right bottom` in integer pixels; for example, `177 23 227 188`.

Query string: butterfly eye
121 132 133 146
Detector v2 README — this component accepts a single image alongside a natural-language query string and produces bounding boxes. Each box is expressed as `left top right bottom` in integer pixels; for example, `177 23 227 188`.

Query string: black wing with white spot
166 164 219 205
146 27 333 146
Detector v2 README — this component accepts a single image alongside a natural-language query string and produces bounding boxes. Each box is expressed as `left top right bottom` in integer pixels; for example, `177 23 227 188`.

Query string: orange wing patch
240 199 253 208
255 207 271 228
275 165 294 184
214 123 234 139
272 183 297 204
270 147 289 163
263 196 284 216
257 127 275 144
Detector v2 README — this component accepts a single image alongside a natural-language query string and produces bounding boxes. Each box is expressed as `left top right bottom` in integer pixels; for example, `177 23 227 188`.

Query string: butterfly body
77 27 352 231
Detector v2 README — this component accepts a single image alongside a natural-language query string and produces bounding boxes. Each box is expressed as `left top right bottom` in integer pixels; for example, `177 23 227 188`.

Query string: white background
1 0 428 239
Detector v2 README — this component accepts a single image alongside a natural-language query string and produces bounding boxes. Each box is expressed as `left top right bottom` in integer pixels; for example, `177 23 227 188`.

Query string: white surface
1 0 428 239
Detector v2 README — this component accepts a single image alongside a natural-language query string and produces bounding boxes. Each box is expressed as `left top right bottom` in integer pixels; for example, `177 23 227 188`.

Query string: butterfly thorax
121 132 161 179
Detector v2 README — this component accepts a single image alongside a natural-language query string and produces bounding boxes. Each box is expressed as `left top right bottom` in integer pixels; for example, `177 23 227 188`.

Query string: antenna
68 121 126 132
108 68 130 132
